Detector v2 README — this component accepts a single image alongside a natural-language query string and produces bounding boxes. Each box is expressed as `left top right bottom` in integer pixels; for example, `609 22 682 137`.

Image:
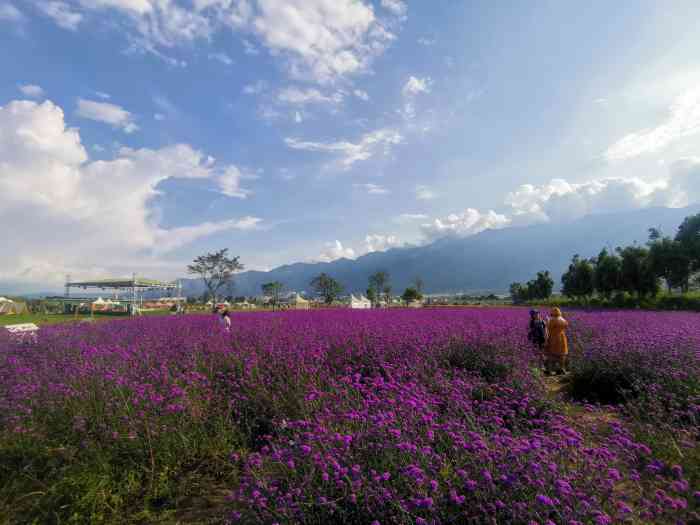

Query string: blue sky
1 0 700 290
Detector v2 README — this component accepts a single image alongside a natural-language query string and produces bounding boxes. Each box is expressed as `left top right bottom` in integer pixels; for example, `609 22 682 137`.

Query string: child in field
527 310 547 351
544 307 569 375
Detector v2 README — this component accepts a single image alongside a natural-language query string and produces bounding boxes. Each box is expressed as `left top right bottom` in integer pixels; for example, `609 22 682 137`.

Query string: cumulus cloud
421 209 511 241
504 177 670 225
18 84 45 98
415 185 436 200
0 2 23 21
76 98 139 133
354 183 389 195
416 169 700 244
277 87 343 105
317 240 355 262
606 87 700 162
285 128 403 169
73 0 401 82
0 99 260 285
38 1 82 30
364 234 401 253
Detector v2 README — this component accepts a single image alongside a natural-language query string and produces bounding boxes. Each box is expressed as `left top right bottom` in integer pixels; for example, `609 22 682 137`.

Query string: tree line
261 271 425 308
510 213 700 303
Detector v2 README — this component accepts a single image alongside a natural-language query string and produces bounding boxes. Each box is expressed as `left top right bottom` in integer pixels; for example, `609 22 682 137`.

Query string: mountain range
180 204 700 297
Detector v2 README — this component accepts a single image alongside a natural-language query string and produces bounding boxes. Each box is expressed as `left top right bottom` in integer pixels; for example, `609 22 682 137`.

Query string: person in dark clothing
527 310 547 351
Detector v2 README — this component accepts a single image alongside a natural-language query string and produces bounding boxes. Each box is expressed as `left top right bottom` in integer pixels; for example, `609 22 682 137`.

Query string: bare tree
187 249 244 303
262 281 285 310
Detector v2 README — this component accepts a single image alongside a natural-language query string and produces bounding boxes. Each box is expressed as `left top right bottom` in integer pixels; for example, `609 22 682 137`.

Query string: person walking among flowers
544 307 569 375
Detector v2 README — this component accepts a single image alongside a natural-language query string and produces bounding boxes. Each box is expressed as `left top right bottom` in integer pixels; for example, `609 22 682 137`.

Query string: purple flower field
1 308 698 524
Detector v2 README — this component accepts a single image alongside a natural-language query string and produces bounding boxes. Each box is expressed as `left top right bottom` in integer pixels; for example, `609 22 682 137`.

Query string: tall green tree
617 246 659 298
509 282 528 304
261 281 285 310
561 255 595 301
187 249 244 302
594 248 622 299
531 271 554 300
647 236 692 293
401 287 422 304
675 213 700 271
310 273 344 305
368 271 391 307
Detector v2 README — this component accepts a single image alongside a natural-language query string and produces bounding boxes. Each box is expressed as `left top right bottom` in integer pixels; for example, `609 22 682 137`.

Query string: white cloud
242 80 266 95
217 165 254 198
401 75 432 119
605 87 700 162
277 87 342 105
18 84 45 98
504 177 670 225
79 0 153 14
364 233 401 253
76 98 139 133
417 37 435 46
285 128 403 169
0 99 260 285
380 0 406 17
394 213 428 224
353 89 369 101
294 111 303 123
354 183 389 195
317 240 355 262
415 185 436 200
421 209 511 241
154 112 165 121
209 51 234 65
402 76 432 97
0 2 23 21
153 217 260 253
95 91 111 99
38 2 83 30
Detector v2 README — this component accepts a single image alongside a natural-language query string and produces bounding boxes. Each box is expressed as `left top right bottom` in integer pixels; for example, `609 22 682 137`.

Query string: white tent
289 293 310 310
350 294 372 309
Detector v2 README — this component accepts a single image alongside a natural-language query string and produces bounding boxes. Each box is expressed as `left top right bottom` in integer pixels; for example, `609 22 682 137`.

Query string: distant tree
530 271 554 300
675 213 700 271
369 271 391 307
594 248 622 299
509 282 527 304
402 287 422 304
618 246 659 298
647 236 692 293
261 281 285 310
310 273 344 305
561 255 595 301
366 287 377 306
187 249 244 302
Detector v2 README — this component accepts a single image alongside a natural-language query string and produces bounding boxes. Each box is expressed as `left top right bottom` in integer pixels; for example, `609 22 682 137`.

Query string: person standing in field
544 307 569 375
218 305 232 331
527 310 547 352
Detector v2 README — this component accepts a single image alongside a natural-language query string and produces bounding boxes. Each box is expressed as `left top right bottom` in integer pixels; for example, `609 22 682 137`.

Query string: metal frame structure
65 274 182 315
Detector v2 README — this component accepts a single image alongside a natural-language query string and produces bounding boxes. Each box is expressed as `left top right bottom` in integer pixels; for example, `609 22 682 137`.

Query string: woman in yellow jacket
544 307 569 375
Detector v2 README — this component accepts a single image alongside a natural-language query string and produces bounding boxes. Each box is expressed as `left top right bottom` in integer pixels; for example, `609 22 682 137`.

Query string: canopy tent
0 298 28 315
66 275 181 316
350 294 372 309
288 293 310 310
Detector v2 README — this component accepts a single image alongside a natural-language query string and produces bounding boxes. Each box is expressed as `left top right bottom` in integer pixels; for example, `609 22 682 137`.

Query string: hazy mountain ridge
181 205 700 297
